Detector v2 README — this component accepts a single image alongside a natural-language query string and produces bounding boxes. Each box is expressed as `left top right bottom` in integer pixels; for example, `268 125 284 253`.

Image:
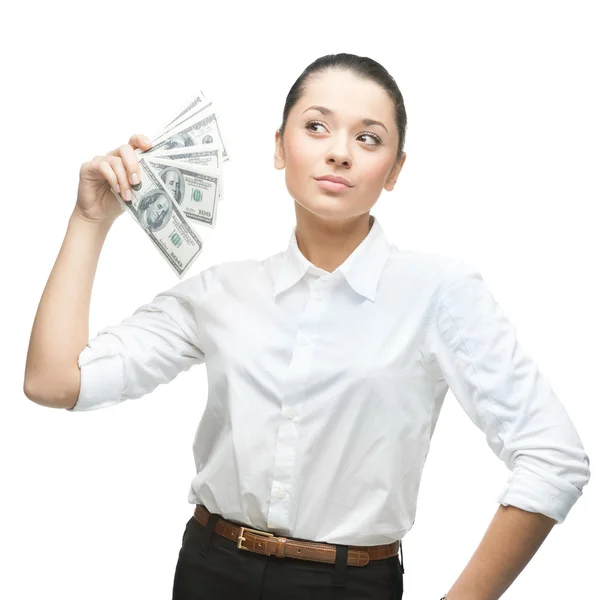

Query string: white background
2 1 598 598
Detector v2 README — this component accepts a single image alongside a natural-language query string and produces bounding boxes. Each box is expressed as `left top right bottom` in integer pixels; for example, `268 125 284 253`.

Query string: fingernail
142 137 152 145
130 172 140 185
124 189 132 201
115 184 121 194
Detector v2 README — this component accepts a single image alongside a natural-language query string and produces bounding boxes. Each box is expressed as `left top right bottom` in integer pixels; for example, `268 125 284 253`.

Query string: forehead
297 69 394 121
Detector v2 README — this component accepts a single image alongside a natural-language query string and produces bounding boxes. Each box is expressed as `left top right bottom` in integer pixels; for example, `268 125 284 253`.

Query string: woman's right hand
75 133 153 224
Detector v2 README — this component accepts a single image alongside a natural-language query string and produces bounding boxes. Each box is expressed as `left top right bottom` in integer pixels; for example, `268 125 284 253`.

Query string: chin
295 199 358 220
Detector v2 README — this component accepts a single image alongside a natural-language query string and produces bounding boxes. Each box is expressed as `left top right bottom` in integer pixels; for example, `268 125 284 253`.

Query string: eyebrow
302 105 389 134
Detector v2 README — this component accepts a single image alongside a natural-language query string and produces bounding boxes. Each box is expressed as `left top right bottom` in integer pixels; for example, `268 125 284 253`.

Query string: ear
274 130 285 170
383 152 406 192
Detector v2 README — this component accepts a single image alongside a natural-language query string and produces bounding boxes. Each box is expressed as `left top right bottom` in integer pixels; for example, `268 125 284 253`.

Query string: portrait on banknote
137 189 173 232
157 166 185 205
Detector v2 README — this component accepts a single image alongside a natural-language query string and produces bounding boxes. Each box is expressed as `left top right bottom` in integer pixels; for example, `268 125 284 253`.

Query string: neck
294 206 374 273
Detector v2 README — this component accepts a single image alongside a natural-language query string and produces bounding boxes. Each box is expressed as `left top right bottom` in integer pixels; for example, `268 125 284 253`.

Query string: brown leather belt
193 504 400 567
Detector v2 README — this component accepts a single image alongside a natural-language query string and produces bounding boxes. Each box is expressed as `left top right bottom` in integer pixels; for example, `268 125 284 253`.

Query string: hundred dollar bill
142 108 230 162
142 94 212 150
146 157 220 228
153 98 213 145
151 143 224 201
113 156 204 279
163 91 207 131
153 143 221 168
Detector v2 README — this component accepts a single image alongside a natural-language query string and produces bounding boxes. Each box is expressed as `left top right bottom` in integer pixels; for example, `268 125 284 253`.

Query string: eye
305 120 327 133
357 132 382 146
305 120 382 146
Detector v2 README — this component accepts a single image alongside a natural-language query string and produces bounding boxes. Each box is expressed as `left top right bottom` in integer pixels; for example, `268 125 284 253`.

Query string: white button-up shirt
67 215 591 546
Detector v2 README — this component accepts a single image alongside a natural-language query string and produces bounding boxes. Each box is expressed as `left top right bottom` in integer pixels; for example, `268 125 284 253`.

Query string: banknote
140 93 212 151
153 97 213 144
113 156 204 278
142 107 230 162
145 157 220 228
163 91 207 131
151 143 224 201
152 143 221 169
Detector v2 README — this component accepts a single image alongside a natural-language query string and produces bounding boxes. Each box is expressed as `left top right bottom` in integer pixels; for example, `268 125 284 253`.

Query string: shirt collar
272 215 392 303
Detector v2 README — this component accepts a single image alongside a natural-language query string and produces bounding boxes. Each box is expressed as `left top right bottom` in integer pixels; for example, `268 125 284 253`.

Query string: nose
325 137 352 167
327 155 351 167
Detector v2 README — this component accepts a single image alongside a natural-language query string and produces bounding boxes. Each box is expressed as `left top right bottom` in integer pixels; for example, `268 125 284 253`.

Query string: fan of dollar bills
113 90 229 279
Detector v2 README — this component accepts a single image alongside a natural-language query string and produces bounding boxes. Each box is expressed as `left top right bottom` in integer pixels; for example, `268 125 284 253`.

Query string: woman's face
274 69 406 222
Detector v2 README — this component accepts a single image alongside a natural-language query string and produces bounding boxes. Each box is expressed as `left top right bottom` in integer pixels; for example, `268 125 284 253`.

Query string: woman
24 53 590 600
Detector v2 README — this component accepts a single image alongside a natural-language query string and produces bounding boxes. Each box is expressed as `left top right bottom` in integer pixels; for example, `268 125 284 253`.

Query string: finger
128 133 153 150
106 133 152 158
115 143 142 189
92 155 130 201
95 159 120 196
103 155 132 200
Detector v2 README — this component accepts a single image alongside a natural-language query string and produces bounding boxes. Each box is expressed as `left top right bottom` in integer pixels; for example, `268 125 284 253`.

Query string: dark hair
278 53 407 162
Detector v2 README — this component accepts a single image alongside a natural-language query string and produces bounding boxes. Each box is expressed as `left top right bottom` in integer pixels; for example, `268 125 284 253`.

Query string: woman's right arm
23 133 153 408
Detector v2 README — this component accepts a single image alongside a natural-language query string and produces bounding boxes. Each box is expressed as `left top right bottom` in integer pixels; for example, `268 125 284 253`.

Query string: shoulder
386 247 468 288
385 248 485 314
186 256 272 295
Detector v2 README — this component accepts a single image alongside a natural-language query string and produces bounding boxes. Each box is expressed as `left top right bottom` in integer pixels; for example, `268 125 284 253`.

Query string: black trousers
172 512 404 599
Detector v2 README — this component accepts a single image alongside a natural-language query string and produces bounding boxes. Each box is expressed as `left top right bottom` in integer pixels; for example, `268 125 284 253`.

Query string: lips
314 174 352 187
314 178 353 193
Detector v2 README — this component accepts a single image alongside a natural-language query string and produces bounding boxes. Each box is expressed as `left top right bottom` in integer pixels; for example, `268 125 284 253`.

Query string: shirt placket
266 275 332 533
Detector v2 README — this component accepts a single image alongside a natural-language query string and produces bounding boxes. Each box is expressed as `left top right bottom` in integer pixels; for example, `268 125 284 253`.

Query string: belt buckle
237 526 274 552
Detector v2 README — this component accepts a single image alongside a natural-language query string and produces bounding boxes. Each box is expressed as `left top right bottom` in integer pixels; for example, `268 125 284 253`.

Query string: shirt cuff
496 463 582 524
65 346 124 412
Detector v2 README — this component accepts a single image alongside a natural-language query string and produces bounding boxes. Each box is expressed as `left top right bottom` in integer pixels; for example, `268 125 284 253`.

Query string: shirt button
312 290 323 300
277 488 286 499
283 407 296 420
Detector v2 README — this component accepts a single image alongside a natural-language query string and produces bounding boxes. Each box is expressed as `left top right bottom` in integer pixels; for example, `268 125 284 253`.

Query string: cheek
362 154 393 183
284 131 316 167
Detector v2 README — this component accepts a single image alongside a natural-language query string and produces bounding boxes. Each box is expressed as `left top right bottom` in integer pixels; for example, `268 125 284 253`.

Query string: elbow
23 369 81 409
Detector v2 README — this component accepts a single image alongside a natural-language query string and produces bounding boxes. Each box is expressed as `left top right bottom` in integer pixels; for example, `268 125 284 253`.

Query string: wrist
70 208 115 232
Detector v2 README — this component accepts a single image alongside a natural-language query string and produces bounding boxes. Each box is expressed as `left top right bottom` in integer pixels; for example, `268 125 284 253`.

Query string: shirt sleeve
426 259 591 523
66 270 212 412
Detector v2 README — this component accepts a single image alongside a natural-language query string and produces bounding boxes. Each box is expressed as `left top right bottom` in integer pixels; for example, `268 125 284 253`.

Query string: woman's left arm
444 504 556 600
427 259 591 599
